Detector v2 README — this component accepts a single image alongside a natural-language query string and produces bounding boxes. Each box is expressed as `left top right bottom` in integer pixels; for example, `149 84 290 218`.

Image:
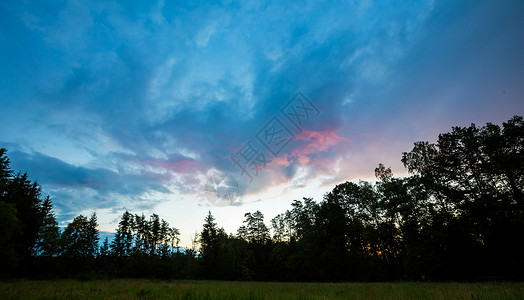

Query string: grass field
1 279 523 300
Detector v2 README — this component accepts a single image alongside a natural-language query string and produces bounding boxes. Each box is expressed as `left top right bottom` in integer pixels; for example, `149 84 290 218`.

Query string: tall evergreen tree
99 237 110 257
200 211 220 277
35 196 60 256
0 148 11 198
111 211 135 256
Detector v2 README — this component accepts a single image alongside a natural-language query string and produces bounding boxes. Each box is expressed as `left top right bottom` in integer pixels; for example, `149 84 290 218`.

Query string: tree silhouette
61 213 99 259
35 196 60 256
0 148 59 276
200 211 220 278
0 115 522 280
111 211 135 257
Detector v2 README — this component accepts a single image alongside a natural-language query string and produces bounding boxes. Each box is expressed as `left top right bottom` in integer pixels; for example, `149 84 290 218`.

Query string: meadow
0 279 523 300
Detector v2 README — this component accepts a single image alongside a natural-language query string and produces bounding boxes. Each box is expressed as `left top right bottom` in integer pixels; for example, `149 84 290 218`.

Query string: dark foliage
1 116 522 281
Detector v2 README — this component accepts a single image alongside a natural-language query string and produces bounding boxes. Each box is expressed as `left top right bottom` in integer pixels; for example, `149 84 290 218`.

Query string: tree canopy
1 115 523 280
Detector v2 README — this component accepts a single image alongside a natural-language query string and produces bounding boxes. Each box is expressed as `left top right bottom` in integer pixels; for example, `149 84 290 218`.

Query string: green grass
0 279 523 300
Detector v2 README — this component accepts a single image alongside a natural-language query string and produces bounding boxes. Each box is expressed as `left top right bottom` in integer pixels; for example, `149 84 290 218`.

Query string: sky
1 0 523 247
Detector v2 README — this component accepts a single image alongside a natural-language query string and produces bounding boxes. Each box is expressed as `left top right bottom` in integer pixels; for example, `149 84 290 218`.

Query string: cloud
1 0 523 226
143 158 198 174
7 149 175 221
292 129 348 163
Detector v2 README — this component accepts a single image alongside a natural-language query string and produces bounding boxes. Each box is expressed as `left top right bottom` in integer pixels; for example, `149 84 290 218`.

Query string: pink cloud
290 128 348 164
265 128 348 176
270 154 292 167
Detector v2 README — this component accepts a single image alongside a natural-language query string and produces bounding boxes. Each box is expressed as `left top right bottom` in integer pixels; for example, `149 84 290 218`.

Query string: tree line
1 115 522 281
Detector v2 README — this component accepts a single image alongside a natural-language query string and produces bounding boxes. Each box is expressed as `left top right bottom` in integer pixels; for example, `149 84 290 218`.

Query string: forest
1 115 522 281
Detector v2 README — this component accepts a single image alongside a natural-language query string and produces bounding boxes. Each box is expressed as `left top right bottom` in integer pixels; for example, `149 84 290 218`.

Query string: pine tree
35 196 60 256
111 211 135 256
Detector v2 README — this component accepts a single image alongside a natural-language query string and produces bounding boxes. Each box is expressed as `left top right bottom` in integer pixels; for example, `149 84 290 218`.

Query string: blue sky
1 0 523 246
